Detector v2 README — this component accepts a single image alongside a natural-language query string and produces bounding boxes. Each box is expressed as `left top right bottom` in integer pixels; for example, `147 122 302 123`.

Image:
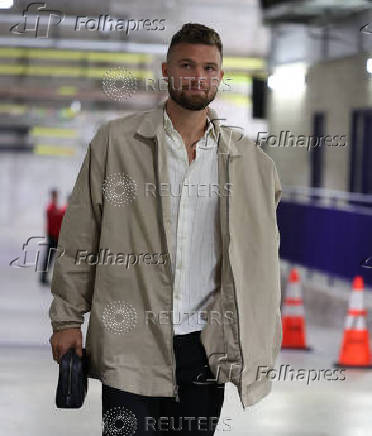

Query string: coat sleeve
48 123 108 333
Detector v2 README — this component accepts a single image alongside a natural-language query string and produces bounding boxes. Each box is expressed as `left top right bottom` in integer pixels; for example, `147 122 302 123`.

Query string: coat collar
136 100 241 156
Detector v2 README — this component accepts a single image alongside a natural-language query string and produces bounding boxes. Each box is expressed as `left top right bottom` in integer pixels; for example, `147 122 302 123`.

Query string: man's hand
50 328 82 363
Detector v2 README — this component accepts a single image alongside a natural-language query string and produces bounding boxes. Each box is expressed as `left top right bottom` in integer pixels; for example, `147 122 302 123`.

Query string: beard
167 78 218 111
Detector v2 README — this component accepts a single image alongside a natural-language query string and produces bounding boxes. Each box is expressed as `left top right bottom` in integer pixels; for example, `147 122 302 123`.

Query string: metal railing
282 185 372 212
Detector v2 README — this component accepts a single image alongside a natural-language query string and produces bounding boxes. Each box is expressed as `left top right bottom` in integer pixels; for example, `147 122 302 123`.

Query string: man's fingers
75 345 83 358
52 344 58 362
50 329 83 363
51 336 58 362
75 332 83 357
58 343 72 361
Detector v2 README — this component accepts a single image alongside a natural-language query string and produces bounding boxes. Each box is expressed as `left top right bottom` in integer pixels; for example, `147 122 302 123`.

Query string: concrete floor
1 327 372 436
1 263 372 436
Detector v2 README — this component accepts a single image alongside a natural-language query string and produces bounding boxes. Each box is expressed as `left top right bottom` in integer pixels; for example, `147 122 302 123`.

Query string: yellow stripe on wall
218 93 252 106
0 48 153 63
34 144 76 156
31 126 77 137
0 64 153 79
223 57 266 70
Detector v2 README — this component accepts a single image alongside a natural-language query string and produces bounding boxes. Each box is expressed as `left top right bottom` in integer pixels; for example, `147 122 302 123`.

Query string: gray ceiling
0 0 269 56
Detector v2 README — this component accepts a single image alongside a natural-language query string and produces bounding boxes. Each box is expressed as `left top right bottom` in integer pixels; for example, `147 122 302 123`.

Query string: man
49 23 282 435
40 187 60 286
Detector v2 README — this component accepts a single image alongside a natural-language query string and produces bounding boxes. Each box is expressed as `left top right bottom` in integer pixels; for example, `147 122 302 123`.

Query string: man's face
162 43 224 111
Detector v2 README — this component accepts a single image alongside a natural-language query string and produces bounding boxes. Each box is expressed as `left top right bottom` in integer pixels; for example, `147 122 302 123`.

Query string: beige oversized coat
49 101 282 410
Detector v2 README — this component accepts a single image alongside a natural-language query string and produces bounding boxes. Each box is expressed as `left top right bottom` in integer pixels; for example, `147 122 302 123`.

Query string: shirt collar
163 107 217 147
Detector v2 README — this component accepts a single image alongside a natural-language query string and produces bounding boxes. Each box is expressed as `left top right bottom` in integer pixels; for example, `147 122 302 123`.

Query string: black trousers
102 330 226 435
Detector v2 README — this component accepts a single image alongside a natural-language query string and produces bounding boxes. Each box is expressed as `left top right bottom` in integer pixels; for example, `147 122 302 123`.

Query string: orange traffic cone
281 268 311 350
335 276 372 368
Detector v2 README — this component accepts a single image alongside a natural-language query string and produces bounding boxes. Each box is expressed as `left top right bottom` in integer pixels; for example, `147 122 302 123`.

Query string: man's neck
165 98 208 147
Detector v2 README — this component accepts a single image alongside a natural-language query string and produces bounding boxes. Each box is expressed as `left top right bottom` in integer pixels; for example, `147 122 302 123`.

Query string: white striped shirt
160 108 222 335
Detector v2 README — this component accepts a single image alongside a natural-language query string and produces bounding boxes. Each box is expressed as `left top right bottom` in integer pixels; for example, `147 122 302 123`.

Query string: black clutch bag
56 347 89 408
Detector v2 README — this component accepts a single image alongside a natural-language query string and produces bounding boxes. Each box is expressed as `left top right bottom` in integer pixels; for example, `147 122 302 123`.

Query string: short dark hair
167 23 223 62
